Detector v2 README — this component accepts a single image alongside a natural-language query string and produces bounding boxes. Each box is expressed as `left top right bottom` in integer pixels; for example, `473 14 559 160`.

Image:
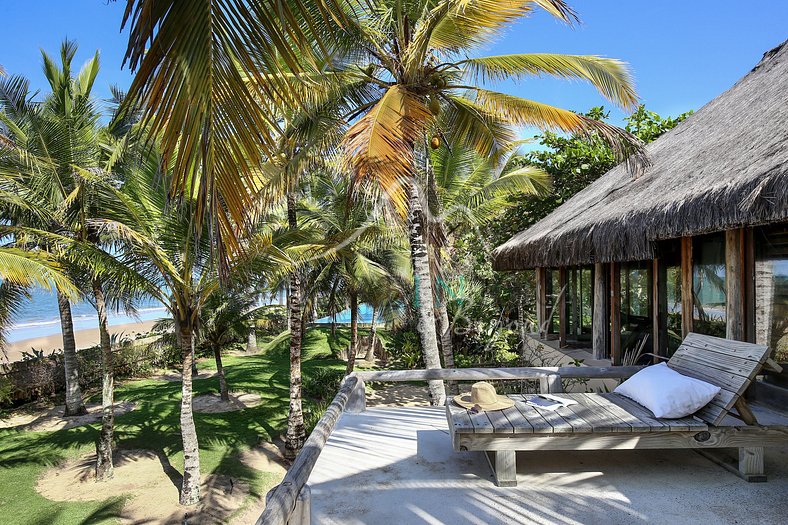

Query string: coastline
3 320 159 364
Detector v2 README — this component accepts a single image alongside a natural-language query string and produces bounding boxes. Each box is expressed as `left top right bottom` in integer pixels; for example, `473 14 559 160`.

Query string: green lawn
0 327 351 525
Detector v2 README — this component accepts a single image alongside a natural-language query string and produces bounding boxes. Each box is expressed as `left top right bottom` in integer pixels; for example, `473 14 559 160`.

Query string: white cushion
614 362 721 418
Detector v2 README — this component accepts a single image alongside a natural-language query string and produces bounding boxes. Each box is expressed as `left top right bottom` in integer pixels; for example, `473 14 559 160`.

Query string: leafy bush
302 368 344 401
389 329 422 369
255 305 288 336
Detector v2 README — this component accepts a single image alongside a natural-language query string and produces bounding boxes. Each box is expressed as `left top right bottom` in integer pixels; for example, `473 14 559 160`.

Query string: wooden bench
446 333 788 486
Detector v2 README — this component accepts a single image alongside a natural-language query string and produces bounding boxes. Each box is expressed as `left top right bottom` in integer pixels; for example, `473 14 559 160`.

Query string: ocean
6 288 168 343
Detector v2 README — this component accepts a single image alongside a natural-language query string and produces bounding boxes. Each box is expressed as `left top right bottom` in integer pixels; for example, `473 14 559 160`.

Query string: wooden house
492 41 788 378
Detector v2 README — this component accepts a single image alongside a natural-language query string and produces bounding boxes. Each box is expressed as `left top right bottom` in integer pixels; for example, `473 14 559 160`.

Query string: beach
3 320 159 363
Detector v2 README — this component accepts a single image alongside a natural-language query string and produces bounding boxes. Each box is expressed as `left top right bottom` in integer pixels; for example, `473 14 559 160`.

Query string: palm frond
461 53 638 110
470 88 649 173
343 86 433 215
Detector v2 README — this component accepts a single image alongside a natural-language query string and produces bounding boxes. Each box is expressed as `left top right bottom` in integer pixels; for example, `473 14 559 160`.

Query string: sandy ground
3 320 159 363
37 449 250 525
192 392 263 413
0 401 137 431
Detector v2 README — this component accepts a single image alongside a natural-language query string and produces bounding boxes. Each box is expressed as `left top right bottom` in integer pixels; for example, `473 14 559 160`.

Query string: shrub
303 368 344 402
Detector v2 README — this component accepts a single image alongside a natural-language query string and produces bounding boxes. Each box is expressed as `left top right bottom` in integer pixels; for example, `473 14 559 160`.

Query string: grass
0 327 351 525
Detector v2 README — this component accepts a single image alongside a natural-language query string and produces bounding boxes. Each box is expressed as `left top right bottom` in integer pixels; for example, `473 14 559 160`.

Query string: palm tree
334 0 643 405
196 289 261 401
301 173 405 373
0 41 108 416
427 145 551 385
96 160 289 504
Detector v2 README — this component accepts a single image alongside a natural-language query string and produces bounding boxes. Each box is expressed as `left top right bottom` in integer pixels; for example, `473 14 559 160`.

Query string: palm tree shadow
155 450 183 491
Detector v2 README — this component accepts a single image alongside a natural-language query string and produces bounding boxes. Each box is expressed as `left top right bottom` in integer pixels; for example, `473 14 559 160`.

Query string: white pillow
614 362 721 418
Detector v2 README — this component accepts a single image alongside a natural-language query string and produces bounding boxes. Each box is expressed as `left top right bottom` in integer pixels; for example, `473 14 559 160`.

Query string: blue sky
1 1 787 127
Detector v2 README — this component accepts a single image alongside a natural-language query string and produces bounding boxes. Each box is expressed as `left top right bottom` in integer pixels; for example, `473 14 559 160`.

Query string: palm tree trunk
365 306 377 361
408 182 445 406
246 328 257 352
93 279 115 481
331 314 336 339
346 291 358 374
284 193 305 460
179 319 201 505
212 344 229 401
57 291 86 416
435 293 459 395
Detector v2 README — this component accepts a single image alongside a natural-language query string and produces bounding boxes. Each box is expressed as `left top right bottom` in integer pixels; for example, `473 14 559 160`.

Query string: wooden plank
485 408 515 434
509 395 553 434
500 405 534 434
602 394 680 431
582 394 653 432
468 409 495 434
539 374 562 394
512 394 575 433
681 236 693 337
354 365 644 383
593 262 608 360
671 346 764 377
667 356 749 394
345 379 366 413
559 394 627 433
733 398 758 426
610 262 622 366
726 228 745 341
446 400 474 434
455 425 788 452
522 394 590 433
679 333 769 363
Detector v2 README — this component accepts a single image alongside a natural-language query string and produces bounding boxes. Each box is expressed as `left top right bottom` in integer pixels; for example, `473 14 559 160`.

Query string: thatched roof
493 40 788 271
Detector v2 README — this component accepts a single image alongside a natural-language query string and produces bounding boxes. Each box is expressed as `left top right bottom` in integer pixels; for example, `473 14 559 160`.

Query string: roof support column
535 268 547 338
681 237 694 337
558 267 568 348
726 228 746 341
593 262 608 361
652 258 668 360
609 263 621 365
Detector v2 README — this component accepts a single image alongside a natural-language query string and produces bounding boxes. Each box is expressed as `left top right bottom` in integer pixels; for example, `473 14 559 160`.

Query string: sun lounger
446 333 787 486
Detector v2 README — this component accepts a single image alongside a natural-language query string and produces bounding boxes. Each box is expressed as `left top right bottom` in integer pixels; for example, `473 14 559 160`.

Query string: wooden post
345 379 366 413
744 228 756 343
593 262 608 360
652 258 668 359
726 229 745 341
540 374 563 393
536 268 547 338
610 263 621 366
681 237 694 337
558 267 568 348
571 269 580 336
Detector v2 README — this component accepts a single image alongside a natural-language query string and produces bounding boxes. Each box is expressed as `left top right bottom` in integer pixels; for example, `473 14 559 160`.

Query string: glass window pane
693 234 727 337
755 225 788 362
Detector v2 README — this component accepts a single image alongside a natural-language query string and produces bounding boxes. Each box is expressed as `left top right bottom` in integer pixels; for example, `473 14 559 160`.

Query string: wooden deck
305 404 788 524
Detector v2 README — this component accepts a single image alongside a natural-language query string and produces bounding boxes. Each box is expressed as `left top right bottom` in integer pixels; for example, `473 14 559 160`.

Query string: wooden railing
257 365 643 525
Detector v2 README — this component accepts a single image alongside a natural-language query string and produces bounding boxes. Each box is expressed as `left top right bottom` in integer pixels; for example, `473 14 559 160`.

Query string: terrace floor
307 403 788 524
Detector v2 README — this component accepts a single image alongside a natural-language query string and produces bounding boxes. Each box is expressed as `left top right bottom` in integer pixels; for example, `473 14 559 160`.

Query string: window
565 266 593 343
755 224 788 362
620 261 652 356
692 233 727 337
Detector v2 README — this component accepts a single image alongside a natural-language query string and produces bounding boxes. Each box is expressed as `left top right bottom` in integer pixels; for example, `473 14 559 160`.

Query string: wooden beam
354 365 644 382
610 263 622 365
571 268 580 336
681 237 694 337
726 229 745 341
593 262 608 360
744 228 756 342
536 268 547 338
652 258 668 359
558 268 568 347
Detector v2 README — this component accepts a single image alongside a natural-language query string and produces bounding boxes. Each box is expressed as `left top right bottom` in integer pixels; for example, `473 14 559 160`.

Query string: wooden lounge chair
446 333 788 486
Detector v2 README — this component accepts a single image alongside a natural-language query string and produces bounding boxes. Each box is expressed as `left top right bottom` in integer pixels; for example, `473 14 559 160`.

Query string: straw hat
454 381 514 411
